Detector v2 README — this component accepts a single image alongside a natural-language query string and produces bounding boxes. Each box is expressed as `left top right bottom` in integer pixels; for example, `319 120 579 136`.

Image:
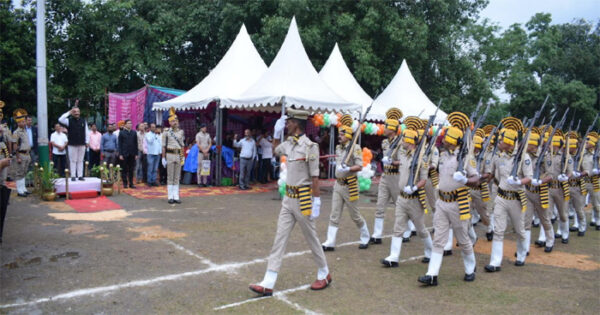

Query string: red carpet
65 196 123 213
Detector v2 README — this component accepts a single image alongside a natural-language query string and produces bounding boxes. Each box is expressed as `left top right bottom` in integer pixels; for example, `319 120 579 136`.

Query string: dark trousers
259 158 273 183
121 155 136 186
89 150 100 169
0 185 11 241
52 154 67 177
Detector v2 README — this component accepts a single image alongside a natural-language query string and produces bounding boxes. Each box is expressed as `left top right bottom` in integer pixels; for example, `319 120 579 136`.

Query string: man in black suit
118 120 138 188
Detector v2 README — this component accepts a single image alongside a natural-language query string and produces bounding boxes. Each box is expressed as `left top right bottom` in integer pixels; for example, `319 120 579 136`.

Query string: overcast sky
479 0 599 29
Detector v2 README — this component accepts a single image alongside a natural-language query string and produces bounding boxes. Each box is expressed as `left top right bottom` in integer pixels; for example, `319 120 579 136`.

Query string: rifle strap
417 188 428 214
518 190 527 213
428 168 439 188
579 178 588 196
346 176 359 201
592 175 600 192
561 181 570 201
457 187 471 220
540 183 549 209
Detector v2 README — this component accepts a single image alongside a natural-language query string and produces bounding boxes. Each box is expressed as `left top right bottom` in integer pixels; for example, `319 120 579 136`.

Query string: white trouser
68 145 86 178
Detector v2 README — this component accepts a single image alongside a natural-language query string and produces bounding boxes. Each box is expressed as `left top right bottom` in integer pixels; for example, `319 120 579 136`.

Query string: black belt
285 185 311 198
336 175 356 186
103 149 115 153
498 187 520 200
549 180 562 189
568 179 579 187
400 191 419 199
383 165 399 175
526 185 540 193
241 157 252 160
166 149 181 154
18 150 30 154
438 190 460 202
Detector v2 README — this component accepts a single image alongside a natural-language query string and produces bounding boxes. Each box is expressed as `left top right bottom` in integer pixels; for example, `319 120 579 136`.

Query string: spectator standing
135 123 147 184
145 124 161 186
50 123 68 177
88 123 102 169
258 130 273 183
233 129 256 190
101 123 118 166
118 120 138 188
195 123 212 187
58 105 89 181
26 116 38 165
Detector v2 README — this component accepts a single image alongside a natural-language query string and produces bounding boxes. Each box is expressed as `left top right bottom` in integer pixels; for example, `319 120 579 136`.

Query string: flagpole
36 0 49 166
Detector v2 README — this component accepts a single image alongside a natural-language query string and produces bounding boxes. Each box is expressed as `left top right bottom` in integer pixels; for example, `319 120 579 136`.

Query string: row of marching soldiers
248 106 599 295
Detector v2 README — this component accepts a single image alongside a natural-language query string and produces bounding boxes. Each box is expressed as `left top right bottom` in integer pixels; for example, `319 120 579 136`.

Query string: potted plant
94 163 115 196
40 163 60 201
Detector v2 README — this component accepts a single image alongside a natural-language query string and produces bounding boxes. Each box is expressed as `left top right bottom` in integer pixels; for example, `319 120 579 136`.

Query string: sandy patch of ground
127 225 186 241
48 210 130 221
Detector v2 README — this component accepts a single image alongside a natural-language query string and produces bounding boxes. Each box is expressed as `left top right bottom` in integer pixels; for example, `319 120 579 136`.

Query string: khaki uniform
432 149 477 255
525 153 555 247
0 140 9 185
266 135 327 273
484 149 498 234
485 150 532 242
329 143 365 228
10 128 31 180
470 152 490 226
375 138 400 219
195 131 212 184
392 148 429 238
162 128 185 185
543 150 573 238
568 179 586 232
581 150 600 223
424 146 439 213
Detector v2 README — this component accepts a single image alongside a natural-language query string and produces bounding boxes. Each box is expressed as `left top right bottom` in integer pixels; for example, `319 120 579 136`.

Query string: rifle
575 113 599 169
490 111 511 160
533 108 569 181
561 113 576 173
388 99 442 160
407 105 439 187
341 91 381 166
594 138 600 171
477 118 504 173
510 97 548 178
456 98 484 173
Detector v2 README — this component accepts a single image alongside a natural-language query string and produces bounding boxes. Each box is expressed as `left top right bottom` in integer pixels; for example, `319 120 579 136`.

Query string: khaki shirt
11 127 30 151
438 148 477 192
581 149 595 174
162 128 185 150
195 131 212 151
543 150 573 179
397 149 428 188
335 142 362 178
274 135 319 187
528 152 548 179
427 146 440 168
137 131 145 152
484 150 533 191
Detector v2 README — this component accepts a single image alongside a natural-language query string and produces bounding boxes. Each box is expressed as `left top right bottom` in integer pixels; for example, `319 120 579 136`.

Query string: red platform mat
65 196 123 213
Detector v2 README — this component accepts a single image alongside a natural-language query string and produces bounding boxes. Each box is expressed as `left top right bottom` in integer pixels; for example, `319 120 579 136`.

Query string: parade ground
1 183 599 314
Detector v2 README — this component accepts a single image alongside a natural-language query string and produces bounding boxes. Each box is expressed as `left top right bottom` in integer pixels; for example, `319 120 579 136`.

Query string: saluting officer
321 114 370 250
162 108 185 204
249 109 331 296
371 108 403 244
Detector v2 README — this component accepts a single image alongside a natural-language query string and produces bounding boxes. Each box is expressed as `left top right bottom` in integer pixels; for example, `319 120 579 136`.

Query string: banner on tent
108 87 147 127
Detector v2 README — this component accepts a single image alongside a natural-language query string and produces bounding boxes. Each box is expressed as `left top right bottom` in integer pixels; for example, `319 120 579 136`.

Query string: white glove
531 178 542 186
336 164 350 173
310 197 321 219
403 185 414 194
592 168 600 175
273 115 287 140
557 174 568 182
382 156 391 165
453 171 468 185
162 157 167 168
507 176 522 186
572 171 581 178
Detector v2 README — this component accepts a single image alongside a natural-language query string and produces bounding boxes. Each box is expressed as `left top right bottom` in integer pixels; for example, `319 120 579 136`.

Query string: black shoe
514 252 529 257
17 193 27 197
402 237 410 243
72 177 77 181
554 233 562 239
551 217 557 224
24 191 32 195
515 260 525 267
78 177 85 181
421 257 430 263
568 214 574 220
411 231 417 236
464 273 476 282
418 275 438 286
596 225 600 231
358 243 369 249
484 265 501 272
443 250 453 256
569 226 579 232
590 222 597 227
168 199 174 204
369 237 382 244
381 259 398 267
561 238 569 244
472 223 477 227
544 246 553 253
577 231 585 236
486 232 493 241
322 246 335 252
431 228 435 234
532 222 540 228
534 240 546 247
130 184 136 189
174 199 181 204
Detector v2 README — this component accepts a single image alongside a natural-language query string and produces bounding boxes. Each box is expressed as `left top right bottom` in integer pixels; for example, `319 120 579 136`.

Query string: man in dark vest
59 105 89 181
119 119 138 189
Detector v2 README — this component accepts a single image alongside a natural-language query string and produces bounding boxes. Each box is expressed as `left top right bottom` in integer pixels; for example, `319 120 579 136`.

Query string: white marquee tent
370 59 447 122
319 43 373 110
221 17 361 113
152 24 267 111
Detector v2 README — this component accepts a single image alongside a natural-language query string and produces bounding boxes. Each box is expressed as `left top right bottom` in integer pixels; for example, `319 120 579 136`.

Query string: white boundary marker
1 227 433 311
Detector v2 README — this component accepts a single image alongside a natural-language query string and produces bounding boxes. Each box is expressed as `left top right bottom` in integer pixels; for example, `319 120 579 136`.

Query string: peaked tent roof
153 24 267 111
319 43 373 109
221 17 361 113
370 60 447 122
